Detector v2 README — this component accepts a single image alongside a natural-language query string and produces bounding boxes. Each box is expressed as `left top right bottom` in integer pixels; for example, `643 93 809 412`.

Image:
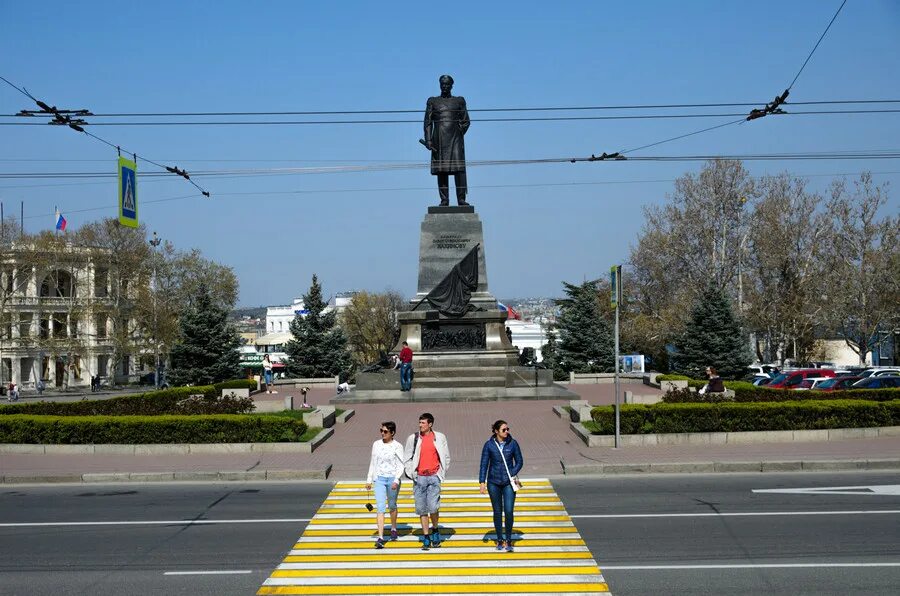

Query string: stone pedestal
346 205 576 403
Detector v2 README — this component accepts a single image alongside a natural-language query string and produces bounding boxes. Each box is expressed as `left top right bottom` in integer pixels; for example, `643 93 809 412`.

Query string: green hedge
590 400 900 434
0 380 258 417
0 414 307 444
662 383 900 403
656 374 691 381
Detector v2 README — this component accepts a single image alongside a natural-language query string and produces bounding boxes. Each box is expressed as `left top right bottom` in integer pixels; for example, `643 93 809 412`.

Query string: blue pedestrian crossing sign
118 156 138 228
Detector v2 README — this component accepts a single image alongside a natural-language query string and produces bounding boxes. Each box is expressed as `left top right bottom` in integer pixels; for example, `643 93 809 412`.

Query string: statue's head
439 74 454 95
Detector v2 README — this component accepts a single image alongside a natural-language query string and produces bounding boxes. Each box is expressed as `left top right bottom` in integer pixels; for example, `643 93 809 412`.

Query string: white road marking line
295 532 581 542
0 518 312 528
305 521 575 529
570 510 900 519
753 484 900 496
164 570 252 575
601 563 900 570
276 559 600 569
263 574 605 585
288 546 591 555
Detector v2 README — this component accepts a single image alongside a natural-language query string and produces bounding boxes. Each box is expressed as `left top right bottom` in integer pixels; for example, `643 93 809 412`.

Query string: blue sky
2 1 898 307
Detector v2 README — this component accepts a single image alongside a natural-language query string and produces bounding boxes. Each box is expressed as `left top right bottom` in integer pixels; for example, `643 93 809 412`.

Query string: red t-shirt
417 432 440 475
399 346 413 363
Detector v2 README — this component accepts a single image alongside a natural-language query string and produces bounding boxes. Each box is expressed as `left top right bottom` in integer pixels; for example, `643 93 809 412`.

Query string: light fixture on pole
148 232 162 389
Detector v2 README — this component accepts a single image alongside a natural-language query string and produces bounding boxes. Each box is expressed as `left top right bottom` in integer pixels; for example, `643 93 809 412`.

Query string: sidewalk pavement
2 382 898 483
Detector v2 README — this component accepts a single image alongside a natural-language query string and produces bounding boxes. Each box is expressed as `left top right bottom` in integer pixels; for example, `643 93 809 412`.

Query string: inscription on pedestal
432 234 468 250
422 323 486 351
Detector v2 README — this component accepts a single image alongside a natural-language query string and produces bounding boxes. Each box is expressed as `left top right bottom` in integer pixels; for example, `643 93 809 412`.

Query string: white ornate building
0 243 139 389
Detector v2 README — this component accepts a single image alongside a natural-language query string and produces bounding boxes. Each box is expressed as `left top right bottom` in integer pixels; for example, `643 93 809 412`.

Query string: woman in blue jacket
479 419 523 552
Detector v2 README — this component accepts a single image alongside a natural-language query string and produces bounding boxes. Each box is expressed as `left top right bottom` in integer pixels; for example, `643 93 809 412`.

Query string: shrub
663 387 735 403
589 400 900 434
214 379 258 391
656 374 691 381
661 382 900 403
0 383 256 417
0 414 307 444
174 392 255 415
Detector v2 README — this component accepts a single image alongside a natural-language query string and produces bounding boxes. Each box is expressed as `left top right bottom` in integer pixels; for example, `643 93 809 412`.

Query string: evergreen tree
539 323 567 381
168 285 241 386
672 284 752 379
554 280 615 373
285 274 353 379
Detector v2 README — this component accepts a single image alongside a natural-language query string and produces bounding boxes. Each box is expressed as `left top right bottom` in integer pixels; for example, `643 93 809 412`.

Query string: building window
73 355 82 380
1 314 11 341
70 317 79 338
40 270 75 298
18 313 32 338
52 314 67 338
94 268 109 297
97 355 108 377
96 315 107 339
39 318 50 340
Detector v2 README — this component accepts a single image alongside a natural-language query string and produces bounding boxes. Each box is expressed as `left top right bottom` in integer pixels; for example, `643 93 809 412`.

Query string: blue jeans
373 475 399 514
400 363 412 391
486 482 516 542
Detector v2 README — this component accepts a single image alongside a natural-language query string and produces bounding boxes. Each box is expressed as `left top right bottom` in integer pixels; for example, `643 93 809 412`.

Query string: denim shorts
373 476 399 514
413 474 441 515
264 370 273 384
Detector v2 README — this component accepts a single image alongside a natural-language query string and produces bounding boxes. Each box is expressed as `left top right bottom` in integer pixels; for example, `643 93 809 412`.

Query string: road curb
1 465 334 484
0 432 335 455
559 458 900 475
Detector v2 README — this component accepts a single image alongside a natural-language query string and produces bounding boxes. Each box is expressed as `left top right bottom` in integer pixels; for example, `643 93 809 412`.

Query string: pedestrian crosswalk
257 479 610 595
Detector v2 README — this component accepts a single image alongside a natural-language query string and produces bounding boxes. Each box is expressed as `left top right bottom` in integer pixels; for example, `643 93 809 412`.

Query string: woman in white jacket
365 421 405 548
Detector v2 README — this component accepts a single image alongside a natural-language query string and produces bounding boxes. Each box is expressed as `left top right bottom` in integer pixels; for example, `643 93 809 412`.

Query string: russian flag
498 302 522 320
55 209 67 231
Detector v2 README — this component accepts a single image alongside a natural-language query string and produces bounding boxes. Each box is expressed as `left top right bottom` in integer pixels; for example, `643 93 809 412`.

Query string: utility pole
148 231 162 389
610 265 622 448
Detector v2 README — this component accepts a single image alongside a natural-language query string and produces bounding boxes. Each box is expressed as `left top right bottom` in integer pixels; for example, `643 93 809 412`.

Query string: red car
766 369 836 389
813 376 863 391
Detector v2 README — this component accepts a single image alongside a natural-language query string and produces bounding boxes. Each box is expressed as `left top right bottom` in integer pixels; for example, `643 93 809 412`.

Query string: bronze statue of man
423 75 471 206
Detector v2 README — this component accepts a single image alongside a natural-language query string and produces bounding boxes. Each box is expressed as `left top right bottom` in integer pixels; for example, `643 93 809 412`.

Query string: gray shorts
413 474 442 515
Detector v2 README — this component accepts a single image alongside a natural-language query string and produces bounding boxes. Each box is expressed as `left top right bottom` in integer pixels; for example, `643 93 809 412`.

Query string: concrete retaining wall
570 423 900 447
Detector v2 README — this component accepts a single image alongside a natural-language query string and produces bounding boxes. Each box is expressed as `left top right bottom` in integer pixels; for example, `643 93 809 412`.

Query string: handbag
495 439 522 492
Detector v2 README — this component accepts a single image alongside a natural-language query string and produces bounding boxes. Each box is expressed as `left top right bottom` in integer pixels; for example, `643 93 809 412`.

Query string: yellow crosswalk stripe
282 552 596 563
258 480 611 594
271 566 600 577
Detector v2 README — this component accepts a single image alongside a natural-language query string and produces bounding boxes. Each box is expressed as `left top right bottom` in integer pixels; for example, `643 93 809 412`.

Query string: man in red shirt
399 341 414 392
404 413 451 550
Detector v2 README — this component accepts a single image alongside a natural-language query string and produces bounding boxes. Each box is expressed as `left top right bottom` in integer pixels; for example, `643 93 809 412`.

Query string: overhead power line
4 97 897 119
747 0 848 122
18 169 900 222
3 108 899 127
0 75 211 197
3 150 899 181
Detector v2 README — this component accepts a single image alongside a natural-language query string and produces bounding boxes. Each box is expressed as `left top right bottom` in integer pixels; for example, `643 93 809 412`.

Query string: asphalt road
1 472 898 595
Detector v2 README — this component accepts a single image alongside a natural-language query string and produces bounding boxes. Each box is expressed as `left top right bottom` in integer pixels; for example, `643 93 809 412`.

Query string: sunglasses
499 427 510 432
380 429 392 434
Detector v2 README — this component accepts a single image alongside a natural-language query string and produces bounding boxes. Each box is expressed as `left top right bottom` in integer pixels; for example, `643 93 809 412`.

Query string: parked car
751 376 772 386
857 368 900 379
767 368 836 389
747 364 780 378
814 376 864 391
795 377 834 390
850 376 900 389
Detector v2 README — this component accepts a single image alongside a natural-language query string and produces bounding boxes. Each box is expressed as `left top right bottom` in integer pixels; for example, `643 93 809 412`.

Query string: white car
858 368 900 379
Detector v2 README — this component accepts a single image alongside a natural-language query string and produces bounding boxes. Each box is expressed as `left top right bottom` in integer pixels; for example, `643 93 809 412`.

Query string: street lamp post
148 232 162 389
